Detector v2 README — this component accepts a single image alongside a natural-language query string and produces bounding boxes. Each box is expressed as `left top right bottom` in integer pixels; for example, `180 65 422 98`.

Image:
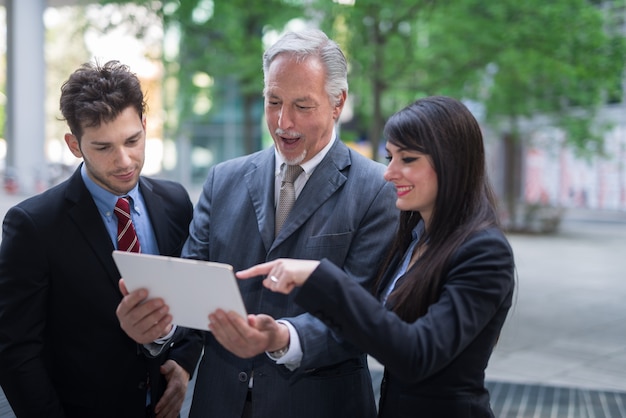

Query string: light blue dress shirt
382 219 425 304
80 164 159 254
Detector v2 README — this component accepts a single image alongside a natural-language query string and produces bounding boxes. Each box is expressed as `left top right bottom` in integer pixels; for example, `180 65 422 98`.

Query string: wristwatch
268 344 290 359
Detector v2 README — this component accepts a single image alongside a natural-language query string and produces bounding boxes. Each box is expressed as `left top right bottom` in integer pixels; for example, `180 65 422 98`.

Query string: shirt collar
80 163 141 217
412 219 425 241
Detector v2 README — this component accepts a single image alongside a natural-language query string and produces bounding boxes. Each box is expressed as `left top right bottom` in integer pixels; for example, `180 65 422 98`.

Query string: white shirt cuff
143 324 177 356
266 320 302 371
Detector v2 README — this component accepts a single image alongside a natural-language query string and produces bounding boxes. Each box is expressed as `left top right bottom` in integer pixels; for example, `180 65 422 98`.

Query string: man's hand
116 279 173 344
208 310 289 358
154 360 190 418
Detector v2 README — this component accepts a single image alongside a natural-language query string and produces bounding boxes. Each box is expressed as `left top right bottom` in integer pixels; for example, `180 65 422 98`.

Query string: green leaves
100 0 625 161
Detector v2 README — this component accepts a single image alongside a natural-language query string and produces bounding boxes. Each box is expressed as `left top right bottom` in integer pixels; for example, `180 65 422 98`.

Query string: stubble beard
282 149 307 166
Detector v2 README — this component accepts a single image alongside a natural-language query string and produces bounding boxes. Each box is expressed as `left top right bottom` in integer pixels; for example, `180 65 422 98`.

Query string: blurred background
0 1 625 417
0 0 624 232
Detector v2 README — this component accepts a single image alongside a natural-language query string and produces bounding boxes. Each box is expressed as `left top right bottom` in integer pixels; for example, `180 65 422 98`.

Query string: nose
115 146 133 166
383 160 398 182
277 106 293 130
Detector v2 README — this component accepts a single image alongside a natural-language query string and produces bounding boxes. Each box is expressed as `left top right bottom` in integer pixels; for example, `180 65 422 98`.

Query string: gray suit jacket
186 140 398 418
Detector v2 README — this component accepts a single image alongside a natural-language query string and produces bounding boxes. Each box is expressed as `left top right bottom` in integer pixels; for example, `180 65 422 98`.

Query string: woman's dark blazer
0 167 203 418
295 227 515 418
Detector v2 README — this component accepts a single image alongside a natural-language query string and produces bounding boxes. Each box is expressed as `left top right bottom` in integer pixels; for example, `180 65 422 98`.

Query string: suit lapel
272 140 350 245
65 168 120 284
139 179 168 253
244 148 277 251
245 141 352 250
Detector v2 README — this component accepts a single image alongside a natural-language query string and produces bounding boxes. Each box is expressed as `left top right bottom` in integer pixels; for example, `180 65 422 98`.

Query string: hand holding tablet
112 251 248 331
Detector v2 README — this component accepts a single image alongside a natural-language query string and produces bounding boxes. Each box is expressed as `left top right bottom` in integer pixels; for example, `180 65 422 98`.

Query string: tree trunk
369 79 384 162
242 93 261 154
502 131 523 229
368 23 384 162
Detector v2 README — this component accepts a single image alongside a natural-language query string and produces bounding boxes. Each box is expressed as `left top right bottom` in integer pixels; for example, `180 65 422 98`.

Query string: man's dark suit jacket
296 227 515 418
0 167 204 418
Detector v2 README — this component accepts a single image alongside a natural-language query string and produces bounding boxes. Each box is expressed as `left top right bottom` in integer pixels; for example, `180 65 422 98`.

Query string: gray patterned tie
275 164 304 236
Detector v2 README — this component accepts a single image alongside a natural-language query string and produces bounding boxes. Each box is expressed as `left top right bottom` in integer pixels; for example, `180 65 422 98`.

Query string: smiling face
384 141 438 226
65 106 146 195
264 54 345 165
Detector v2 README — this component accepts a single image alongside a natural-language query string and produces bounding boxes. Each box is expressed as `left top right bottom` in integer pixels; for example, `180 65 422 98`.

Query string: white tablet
112 251 247 331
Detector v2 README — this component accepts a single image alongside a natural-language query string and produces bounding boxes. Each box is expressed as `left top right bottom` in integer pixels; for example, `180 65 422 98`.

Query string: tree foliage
102 0 305 161
99 0 625 224
434 0 626 224
436 1 625 140
312 0 625 226
312 0 445 159
314 0 624 149
167 0 305 154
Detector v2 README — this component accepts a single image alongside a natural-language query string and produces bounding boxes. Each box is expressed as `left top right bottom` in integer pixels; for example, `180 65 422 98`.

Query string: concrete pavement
0 188 625 416
486 211 626 393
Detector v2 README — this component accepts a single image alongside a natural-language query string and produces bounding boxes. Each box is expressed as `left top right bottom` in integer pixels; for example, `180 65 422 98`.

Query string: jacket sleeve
290 178 399 370
295 229 515 382
166 327 204 377
0 206 65 417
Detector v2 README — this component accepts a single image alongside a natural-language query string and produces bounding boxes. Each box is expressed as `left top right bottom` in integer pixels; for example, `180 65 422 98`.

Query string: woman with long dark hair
232 96 515 417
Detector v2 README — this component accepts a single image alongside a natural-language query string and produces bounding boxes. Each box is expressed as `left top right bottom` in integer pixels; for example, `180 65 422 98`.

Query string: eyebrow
386 145 410 152
90 130 143 146
265 92 316 104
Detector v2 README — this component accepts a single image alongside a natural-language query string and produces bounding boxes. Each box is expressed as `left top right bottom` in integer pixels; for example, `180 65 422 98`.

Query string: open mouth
279 136 302 152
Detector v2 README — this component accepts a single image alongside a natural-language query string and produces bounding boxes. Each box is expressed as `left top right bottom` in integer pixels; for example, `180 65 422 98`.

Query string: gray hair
262 29 348 106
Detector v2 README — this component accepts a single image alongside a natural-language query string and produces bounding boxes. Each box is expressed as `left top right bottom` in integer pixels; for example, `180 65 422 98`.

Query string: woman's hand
235 258 320 294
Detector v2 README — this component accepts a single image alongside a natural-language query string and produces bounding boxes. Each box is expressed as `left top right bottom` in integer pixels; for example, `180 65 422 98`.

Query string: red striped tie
114 197 141 253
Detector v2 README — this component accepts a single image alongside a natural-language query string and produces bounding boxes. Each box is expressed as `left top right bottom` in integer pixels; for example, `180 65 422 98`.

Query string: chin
280 150 307 166
396 202 416 212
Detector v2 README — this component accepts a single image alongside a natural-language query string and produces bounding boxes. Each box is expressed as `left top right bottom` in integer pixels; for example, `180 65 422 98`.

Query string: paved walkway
487 211 626 393
0 188 625 416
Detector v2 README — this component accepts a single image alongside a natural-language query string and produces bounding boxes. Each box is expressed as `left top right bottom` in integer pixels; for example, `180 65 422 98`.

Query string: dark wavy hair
59 60 146 140
377 96 500 322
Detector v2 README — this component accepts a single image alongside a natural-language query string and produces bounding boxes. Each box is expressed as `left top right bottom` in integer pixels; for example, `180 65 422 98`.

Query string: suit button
138 381 147 389
238 372 248 382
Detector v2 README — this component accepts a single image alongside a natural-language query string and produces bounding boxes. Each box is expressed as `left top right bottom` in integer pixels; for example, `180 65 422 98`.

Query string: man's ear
332 91 347 121
64 133 82 158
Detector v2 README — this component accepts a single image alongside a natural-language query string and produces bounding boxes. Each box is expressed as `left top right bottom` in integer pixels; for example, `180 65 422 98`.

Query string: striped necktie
114 197 141 253
275 164 303 236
